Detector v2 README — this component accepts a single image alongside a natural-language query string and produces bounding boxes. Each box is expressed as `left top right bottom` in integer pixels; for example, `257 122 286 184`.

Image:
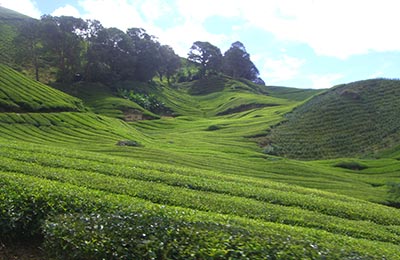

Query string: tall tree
40 15 87 82
157 45 181 83
222 41 259 81
188 41 222 78
13 20 43 81
127 28 160 82
86 27 135 83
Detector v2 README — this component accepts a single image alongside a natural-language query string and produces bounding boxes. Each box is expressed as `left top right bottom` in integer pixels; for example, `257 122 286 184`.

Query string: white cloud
261 55 306 83
0 0 41 18
239 0 400 59
171 0 400 59
309 73 343 89
140 0 171 23
76 0 228 57
78 0 147 31
51 4 81 17
156 22 228 57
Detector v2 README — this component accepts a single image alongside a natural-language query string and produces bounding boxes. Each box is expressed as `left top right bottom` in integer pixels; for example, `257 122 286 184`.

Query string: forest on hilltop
5 13 263 86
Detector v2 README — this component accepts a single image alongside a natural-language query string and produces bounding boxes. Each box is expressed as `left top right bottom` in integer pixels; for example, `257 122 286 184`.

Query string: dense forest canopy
9 14 263 85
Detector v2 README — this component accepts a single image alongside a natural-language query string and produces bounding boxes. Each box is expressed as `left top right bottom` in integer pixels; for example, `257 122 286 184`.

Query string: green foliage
2 170 400 259
118 89 169 114
387 182 400 205
188 41 223 78
157 45 181 83
206 124 222 131
54 82 158 119
334 161 368 170
0 6 33 66
267 79 400 159
0 64 84 112
222 41 260 82
117 140 141 146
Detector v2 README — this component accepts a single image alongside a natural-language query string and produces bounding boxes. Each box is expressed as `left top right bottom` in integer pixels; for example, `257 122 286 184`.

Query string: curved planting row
1 172 400 259
0 64 83 112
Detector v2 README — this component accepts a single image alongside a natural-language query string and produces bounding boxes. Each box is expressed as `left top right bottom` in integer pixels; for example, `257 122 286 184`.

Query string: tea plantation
266 79 400 159
1 62 400 259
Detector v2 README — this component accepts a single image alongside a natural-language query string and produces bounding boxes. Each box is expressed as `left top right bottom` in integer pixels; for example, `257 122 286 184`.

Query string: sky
1 0 400 89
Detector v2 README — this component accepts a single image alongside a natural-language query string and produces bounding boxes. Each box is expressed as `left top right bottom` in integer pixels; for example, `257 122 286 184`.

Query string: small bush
387 182 400 207
206 124 222 131
334 161 368 170
116 140 141 147
262 144 278 155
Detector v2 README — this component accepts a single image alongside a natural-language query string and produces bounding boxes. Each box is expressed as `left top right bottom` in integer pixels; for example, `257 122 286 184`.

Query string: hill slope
265 79 400 159
0 64 83 112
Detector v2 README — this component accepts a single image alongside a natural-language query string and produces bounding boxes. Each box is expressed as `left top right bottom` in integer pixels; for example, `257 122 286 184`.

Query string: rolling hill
2 67 400 258
2 6 400 260
265 79 400 159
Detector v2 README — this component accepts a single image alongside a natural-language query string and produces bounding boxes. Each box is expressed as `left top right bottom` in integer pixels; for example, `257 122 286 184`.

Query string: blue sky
2 0 400 89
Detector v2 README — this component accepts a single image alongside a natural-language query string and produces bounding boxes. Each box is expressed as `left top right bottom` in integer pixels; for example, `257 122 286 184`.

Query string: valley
1 5 400 259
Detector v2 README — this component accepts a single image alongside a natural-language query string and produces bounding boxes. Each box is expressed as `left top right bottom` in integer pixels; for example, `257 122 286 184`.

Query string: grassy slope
266 79 400 159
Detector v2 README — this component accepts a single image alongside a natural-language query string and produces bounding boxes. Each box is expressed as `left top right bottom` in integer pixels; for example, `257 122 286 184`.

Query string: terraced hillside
2 5 400 259
2 141 400 259
0 64 83 112
265 79 400 159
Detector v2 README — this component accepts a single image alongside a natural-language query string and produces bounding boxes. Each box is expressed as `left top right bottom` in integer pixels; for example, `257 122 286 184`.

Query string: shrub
334 161 368 170
387 182 400 207
42 212 331 260
206 124 222 131
116 140 141 147
117 89 168 114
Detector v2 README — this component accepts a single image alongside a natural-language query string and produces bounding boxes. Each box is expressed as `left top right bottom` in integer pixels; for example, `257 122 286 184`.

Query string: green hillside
0 64 83 112
2 6 400 260
2 74 400 258
265 79 400 159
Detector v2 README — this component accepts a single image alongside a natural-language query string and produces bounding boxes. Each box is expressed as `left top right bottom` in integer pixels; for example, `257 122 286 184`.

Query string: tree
222 41 260 82
40 15 87 82
13 20 43 81
188 41 222 78
157 45 181 83
86 27 135 83
127 28 160 82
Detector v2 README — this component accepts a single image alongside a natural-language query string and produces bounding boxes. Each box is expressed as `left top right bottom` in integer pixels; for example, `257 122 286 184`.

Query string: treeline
13 15 263 85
